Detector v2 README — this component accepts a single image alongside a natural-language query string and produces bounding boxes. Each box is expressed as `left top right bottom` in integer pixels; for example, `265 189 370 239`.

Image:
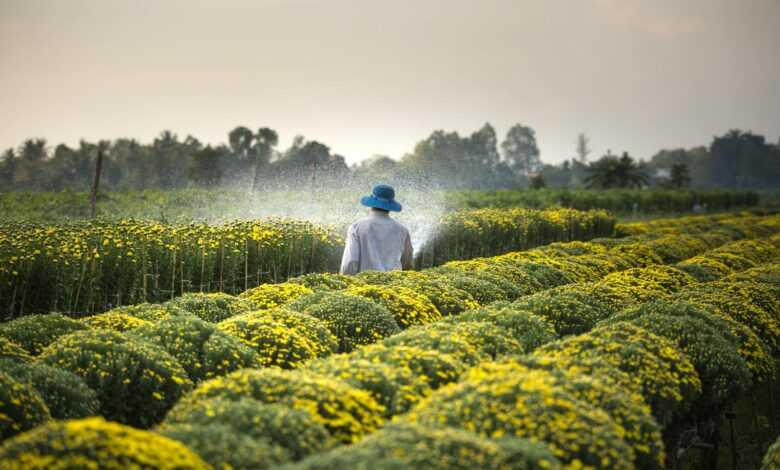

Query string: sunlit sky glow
1 0 778 164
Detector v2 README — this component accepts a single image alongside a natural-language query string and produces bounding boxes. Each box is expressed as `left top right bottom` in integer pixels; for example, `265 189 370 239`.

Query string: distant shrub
164 292 255 322
246 308 338 357
406 365 634 469
287 423 562 470
0 314 87 355
216 315 318 369
162 398 333 460
296 292 400 352
307 355 429 416
344 284 441 328
351 344 465 390
239 282 312 310
175 368 384 443
158 424 290 470
0 371 50 441
80 312 151 332
39 329 192 427
0 359 99 420
0 417 209 470
452 304 557 351
130 315 260 382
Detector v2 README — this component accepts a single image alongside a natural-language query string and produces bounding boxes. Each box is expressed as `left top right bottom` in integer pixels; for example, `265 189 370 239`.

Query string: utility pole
90 150 104 218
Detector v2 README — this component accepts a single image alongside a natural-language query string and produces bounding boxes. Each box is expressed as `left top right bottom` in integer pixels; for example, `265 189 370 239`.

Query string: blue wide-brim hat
361 184 402 212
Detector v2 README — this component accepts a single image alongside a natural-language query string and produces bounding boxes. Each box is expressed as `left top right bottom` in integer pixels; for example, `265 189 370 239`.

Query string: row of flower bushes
1 208 617 318
0 212 777 468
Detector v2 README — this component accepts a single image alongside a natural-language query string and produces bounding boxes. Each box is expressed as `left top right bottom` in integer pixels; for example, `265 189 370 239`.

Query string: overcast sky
1 0 778 165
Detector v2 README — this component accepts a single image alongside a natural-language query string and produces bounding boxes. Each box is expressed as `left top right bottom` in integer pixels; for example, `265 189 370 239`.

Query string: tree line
1 124 778 191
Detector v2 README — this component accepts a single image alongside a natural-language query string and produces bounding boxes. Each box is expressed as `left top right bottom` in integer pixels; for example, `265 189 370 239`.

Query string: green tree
501 124 540 176
252 127 278 192
189 145 224 186
0 148 17 189
585 151 647 189
669 163 691 188
575 133 590 163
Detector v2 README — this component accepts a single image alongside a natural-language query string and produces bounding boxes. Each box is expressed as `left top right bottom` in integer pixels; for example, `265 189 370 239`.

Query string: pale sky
1 0 779 165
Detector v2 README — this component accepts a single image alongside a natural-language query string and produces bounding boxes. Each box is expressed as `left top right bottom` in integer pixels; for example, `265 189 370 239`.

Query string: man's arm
401 231 413 270
339 224 360 275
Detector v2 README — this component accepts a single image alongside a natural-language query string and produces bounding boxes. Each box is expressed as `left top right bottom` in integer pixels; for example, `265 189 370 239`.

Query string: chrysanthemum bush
435 268 525 301
239 282 313 310
380 325 487 366
450 303 557 352
0 314 86 355
536 322 702 426
163 292 256 323
0 417 209 470
615 298 774 381
246 308 338 357
0 338 30 362
676 256 733 282
216 314 319 369
514 354 664 470
404 363 636 469
285 423 562 470
343 284 442 328
287 272 364 291
103 302 190 322
130 315 261 381
306 354 430 417
38 329 192 427
0 371 50 441
435 258 545 295
80 311 151 332
351 344 465 390
674 281 780 354
594 271 670 306
601 315 750 415
174 368 385 443
436 273 511 305
0 359 99 420
162 397 333 460
380 271 480 316
158 423 290 470
509 286 613 337
289 291 400 352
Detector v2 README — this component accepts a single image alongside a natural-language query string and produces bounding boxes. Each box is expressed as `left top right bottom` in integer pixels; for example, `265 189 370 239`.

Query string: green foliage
287 272 364 291
158 423 290 470
510 287 613 336
130 315 261 381
388 272 480 316
0 417 210 470
294 291 400 353
163 292 255 322
439 273 510 304
761 434 780 470
176 368 385 443
0 359 99 420
162 398 333 460
39 329 192 428
239 282 313 310
105 302 190 322
0 314 86 355
381 325 487 365
0 371 50 441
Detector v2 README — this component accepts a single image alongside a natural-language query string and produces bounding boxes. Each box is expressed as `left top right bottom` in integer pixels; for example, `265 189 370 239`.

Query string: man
339 184 414 275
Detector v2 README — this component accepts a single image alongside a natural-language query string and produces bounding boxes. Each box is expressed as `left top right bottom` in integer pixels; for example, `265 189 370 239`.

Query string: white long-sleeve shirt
339 210 414 275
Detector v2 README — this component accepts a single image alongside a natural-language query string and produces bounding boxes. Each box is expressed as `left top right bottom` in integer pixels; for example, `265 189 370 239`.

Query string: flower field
0 208 616 318
1 211 779 469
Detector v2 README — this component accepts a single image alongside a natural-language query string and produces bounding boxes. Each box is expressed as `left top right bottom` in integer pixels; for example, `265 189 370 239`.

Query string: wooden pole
90 150 104 218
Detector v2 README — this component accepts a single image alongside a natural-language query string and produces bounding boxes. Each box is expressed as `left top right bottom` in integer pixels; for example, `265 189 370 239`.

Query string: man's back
339 210 413 274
